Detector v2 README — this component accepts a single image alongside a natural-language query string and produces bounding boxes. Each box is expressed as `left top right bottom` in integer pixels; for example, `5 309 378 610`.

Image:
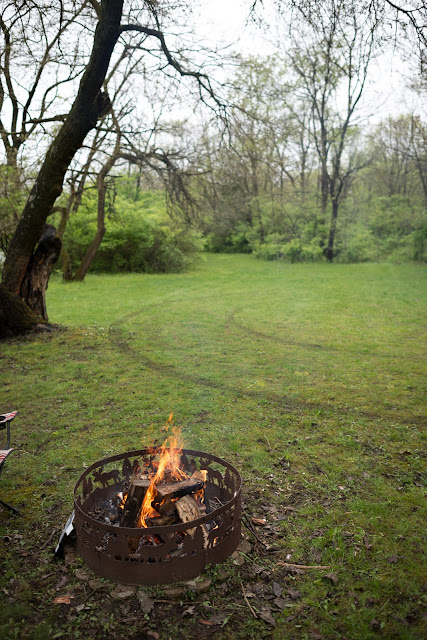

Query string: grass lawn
0 254 426 640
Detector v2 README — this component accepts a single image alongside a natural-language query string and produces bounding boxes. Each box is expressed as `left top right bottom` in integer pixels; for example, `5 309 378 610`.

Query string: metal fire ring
74 448 242 585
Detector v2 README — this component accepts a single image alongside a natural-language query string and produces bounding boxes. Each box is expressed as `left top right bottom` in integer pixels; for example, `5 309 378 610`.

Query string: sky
193 0 421 124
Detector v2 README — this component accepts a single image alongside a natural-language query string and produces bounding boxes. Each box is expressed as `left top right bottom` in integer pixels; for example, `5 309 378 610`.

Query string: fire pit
74 446 242 585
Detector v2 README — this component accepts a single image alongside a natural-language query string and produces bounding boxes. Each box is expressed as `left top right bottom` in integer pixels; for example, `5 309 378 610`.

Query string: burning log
152 477 204 509
145 513 178 527
120 478 151 527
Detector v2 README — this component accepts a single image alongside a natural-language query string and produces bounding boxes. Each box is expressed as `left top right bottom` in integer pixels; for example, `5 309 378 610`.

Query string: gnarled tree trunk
0 284 51 339
20 225 62 320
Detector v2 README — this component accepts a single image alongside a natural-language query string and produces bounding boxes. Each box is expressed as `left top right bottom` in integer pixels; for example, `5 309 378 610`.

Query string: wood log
191 470 207 482
156 500 179 517
120 478 151 527
175 495 208 543
145 513 179 527
152 477 204 508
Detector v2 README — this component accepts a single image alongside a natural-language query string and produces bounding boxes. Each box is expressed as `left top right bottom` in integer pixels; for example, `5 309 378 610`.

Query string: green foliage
61 186 201 274
413 222 427 261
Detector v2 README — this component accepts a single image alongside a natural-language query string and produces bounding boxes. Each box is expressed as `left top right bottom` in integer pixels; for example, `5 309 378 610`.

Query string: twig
240 581 257 619
40 528 57 549
277 562 331 570
155 599 195 605
81 587 101 605
241 512 267 548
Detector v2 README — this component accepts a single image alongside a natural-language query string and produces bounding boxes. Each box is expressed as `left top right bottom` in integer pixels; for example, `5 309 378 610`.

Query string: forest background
0 0 426 307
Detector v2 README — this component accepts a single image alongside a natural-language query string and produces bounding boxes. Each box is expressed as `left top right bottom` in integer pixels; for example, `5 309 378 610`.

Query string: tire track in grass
107 305 424 427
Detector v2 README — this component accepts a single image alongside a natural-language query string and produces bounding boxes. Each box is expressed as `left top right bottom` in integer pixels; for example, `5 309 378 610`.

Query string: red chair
0 411 19 514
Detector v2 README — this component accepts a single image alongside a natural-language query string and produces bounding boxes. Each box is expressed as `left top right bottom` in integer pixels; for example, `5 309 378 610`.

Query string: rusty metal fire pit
74 448 242 585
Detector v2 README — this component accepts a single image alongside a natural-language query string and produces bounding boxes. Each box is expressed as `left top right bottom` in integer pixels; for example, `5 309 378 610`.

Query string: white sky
194 0 421 124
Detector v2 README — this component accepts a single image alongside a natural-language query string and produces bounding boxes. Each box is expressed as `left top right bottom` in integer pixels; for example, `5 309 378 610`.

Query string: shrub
61 189 201 274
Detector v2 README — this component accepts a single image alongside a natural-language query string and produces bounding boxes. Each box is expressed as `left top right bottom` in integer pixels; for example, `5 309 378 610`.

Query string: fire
138 420 188 527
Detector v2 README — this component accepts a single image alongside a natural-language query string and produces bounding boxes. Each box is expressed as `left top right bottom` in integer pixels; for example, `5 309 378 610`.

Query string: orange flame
138 421 187 527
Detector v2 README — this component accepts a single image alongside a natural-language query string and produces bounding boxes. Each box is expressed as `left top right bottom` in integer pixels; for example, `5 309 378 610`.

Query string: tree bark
2 0 124 312
73 146 119 282
20 225 62 320
325 198 339 262
0 284 50 339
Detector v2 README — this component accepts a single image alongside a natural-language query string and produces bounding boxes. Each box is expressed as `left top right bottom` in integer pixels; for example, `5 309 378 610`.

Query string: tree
287 0 376 261
0 0 222 334
188 56 316 253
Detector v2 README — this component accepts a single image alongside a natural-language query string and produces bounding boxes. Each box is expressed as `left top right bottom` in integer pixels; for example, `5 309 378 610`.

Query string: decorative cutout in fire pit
74 448 242 585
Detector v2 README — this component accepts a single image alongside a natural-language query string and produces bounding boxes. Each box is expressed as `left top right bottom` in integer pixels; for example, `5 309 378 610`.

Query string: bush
61 189 201 274
204 223 252 253
253 238 324 262
413 222 427 262
339 227 379 263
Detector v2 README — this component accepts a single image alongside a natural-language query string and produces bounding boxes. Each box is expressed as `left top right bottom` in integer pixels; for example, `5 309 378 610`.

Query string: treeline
190 107 427 263
57 56 426 272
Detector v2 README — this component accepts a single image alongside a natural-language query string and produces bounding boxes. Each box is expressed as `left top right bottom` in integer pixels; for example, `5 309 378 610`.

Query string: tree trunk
325 199 339 262
1 0 123 318
0 284 51 339
73 147 118 282
73 223 106 282
20 225 62 320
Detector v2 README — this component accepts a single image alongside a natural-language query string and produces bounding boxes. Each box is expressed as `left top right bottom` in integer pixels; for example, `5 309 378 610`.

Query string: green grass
1 255 426 640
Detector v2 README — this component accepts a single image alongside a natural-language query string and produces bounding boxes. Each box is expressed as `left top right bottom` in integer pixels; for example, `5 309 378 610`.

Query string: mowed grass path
1 255 426 640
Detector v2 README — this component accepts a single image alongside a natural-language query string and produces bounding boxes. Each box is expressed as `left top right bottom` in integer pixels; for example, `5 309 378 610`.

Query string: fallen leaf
322 573 339 586
110 584 136 600
75 569 89 582
182 605 196 617
287 588 302 600
370 619 381 631
209 611 230 625
251 517 267 526
147 632 160 640
55 575 68 590
258 609 276 627
272 582 282 598
273 598 288 610
387 555 399 563
53 595 73 605
199 619 214 626
137 591 154 614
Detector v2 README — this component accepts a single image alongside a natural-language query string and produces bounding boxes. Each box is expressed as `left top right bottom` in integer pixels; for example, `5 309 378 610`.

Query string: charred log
120 478 151 527
152 477 205 508
145 513 178 527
